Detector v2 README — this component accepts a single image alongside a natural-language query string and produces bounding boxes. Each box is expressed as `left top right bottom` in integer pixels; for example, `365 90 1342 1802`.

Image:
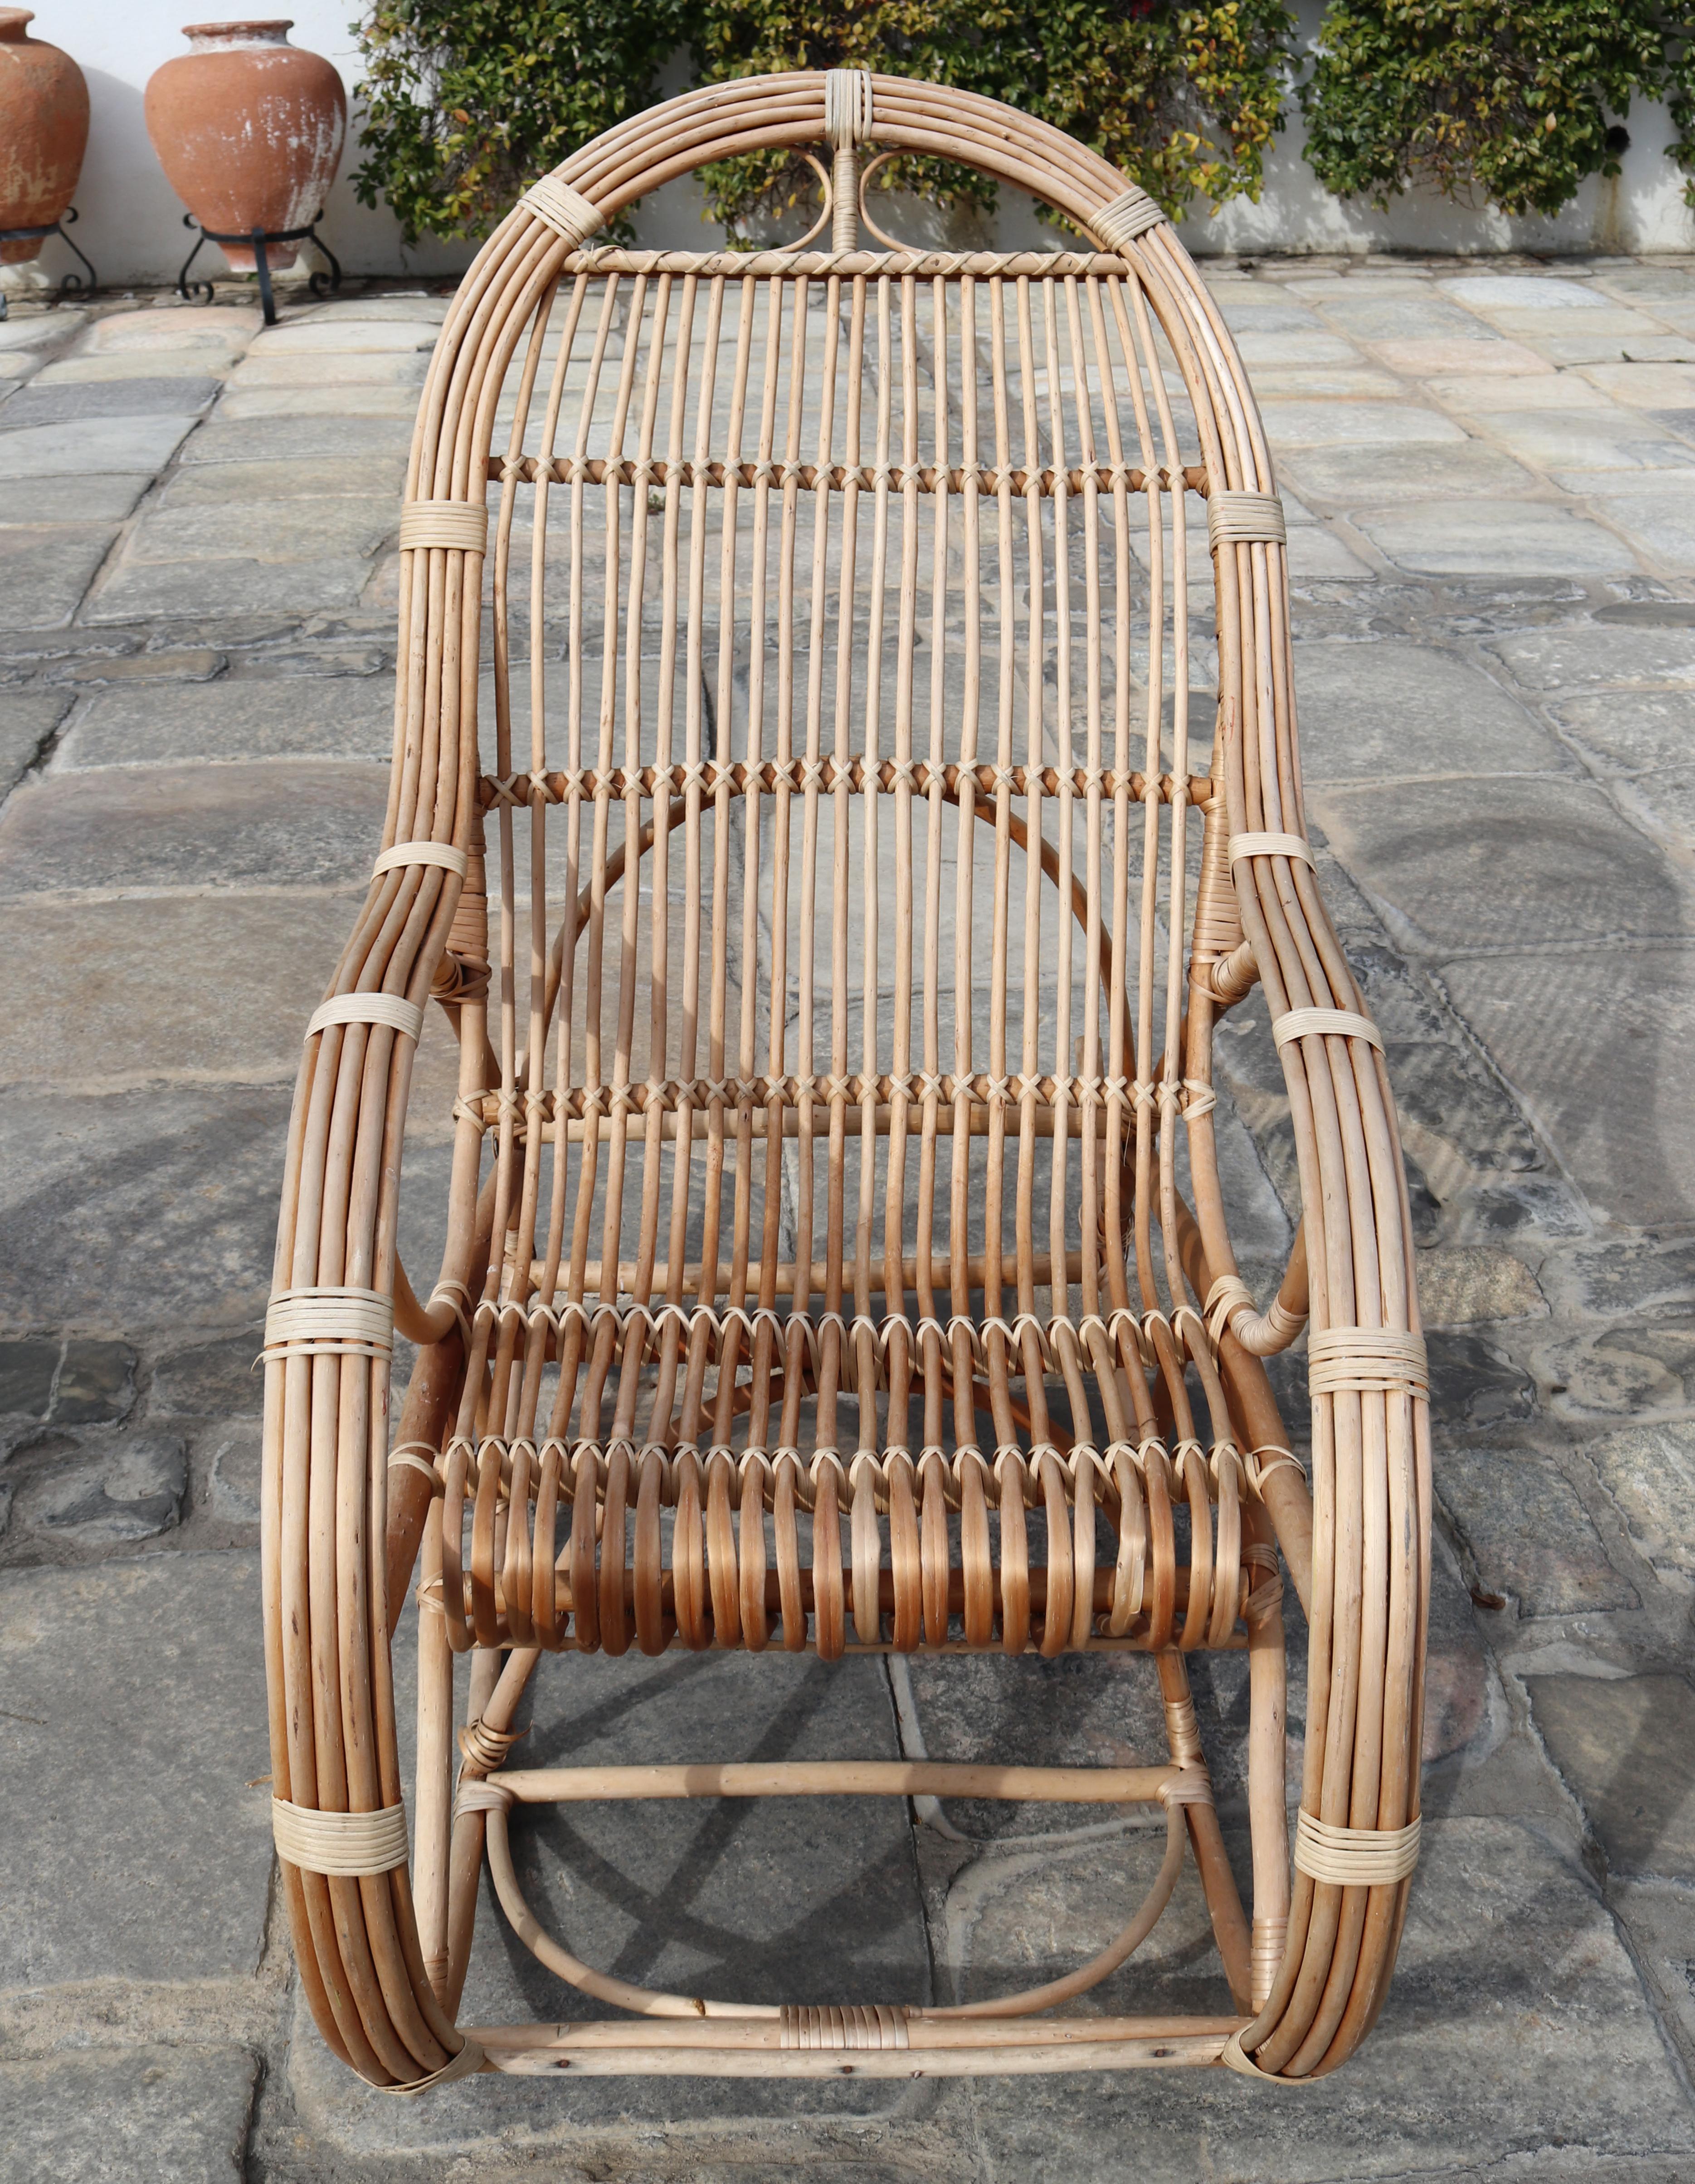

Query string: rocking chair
262 70 1431 2090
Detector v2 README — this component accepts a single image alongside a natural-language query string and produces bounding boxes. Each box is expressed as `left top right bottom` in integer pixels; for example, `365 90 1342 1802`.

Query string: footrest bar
484 1759 1186 1804
469 2013 1246 2077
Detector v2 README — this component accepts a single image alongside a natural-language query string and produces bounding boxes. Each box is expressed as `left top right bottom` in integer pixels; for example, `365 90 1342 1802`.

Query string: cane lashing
306 992 425 1043
783 2003 909 2050
521 174 604 246
1294 1811 1421 1887
1273 1007 1383 1051
824 67 874 147
271 1798 410 1876
1228 831 1311 867
263 1285 394 1359
398 501 489 554
1307 1328 1428 1397
824 69 873 251
1207 491 1286 550
1090 184 1167 251
374 840 470 878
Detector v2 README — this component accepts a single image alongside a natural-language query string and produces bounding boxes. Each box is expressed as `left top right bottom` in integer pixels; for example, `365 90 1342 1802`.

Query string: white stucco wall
18 0 1695 293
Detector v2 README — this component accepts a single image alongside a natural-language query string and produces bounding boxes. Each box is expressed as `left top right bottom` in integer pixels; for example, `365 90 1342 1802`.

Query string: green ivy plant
348 0 1695 244
351 0 691 242
690 1 1297 236
1669 22 1695 208
1299 0 1671 219
350 0 1297 245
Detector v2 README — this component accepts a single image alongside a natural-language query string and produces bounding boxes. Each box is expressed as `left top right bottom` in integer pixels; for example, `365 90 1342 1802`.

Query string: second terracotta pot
145 20 346 273
0 8 90 265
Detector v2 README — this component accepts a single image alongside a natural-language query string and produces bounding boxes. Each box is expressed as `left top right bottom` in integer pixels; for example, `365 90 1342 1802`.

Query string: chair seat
429 1294 1255 1659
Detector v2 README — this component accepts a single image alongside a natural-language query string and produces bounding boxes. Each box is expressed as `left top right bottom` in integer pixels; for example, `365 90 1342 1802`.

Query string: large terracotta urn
0 9 89 264
145 20 346 273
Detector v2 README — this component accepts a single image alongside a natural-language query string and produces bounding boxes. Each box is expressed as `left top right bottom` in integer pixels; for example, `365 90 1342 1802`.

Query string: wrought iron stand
175 211 342 326
0 210 97 322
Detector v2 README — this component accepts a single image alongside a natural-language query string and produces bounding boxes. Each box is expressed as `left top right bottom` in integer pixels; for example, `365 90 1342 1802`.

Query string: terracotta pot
0 9 90 265
145 20 345 274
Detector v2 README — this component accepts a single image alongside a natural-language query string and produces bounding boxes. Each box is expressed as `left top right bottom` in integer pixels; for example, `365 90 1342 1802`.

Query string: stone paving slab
1349 500 1638 577
179 415 416 465
55 674 394 770
0 1553 271 1985
1311 776 1687 953
0 524 119 629
964 1820 1695 2183
0 376 224 427
119 498 398 566
1587 1420 1695 1575
37 349 240 384
1258 401 1468 448
1279 441 1542 503
0 894 358 1087
1437 945 1695 1227
1434 1446 1639 1614
158 454 409 505
0 413 202 478
1 471 155 524
0 761 390 896
87 554 380 622
0 2045 258 2184
0 689 69 796
0 1083 290 1332
1526 1674 1695 1876
1293 638 1575 781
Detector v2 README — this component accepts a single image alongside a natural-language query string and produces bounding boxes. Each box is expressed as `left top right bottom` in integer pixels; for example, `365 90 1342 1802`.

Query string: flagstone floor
3 250 1695 2183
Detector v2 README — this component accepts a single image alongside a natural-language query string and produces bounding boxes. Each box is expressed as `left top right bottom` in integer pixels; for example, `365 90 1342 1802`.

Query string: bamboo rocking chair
263 71 1431 2091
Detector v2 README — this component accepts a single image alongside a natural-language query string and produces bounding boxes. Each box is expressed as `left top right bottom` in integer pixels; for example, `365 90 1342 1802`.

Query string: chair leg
1157 1650 1253 2011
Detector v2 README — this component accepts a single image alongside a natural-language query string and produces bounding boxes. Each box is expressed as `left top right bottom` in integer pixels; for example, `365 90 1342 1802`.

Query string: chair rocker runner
263 70 1432 2090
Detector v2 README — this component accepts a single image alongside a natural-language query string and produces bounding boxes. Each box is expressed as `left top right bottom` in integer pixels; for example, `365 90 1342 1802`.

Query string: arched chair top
405 72 1277 508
